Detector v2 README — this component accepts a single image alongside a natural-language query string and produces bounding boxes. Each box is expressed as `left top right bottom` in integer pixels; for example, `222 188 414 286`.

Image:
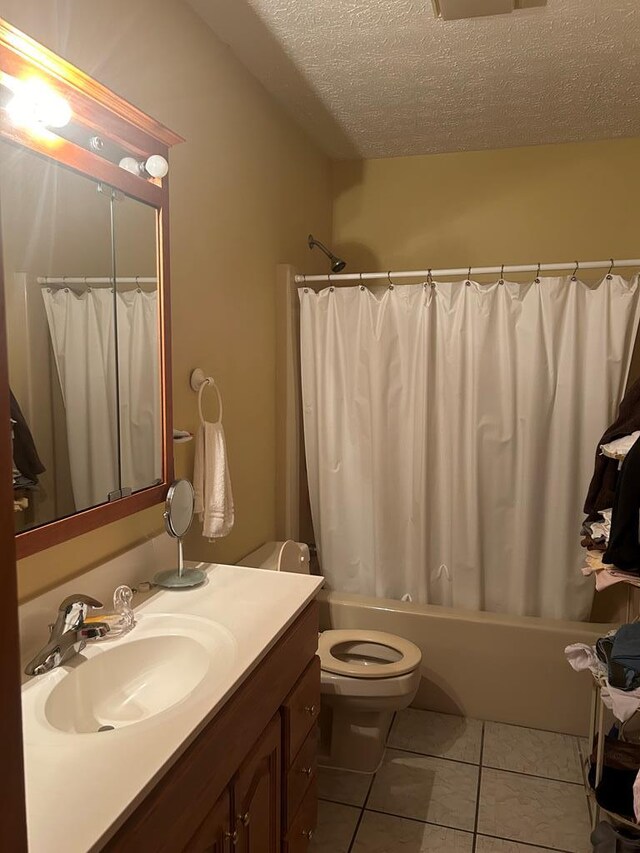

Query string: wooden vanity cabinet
104 601 319 853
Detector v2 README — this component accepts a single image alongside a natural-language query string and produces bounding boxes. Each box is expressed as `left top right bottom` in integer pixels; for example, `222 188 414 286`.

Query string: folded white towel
193 421 234 540
601 431 640 461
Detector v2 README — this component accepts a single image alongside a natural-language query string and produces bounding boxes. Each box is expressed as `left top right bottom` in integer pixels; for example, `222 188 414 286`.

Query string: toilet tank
237 540 310 574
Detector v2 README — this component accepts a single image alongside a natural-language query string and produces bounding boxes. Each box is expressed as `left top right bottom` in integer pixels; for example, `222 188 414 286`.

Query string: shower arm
307 234 346 273
308 235 332 256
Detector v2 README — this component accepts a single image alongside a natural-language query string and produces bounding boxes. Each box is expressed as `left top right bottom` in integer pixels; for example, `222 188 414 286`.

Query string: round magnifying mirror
164 479 195 538
154 479 205 589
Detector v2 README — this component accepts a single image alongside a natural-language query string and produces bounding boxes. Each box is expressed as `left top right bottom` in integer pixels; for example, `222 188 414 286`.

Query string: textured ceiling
186 0 640 159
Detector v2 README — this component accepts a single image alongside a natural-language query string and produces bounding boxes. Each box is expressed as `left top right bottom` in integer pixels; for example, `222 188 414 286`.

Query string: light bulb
144 154 169 178
6 78 71 129
118 156 143 176
118 155 169 180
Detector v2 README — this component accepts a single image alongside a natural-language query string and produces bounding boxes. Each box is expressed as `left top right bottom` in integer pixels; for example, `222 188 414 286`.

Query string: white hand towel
193 421 234 540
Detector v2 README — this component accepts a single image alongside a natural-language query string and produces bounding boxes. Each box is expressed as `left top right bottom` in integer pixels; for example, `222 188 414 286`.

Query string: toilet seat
318 629 421 679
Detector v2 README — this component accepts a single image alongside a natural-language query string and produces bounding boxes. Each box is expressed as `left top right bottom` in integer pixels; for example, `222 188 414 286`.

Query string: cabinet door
233 715 281 853
185 788 232 853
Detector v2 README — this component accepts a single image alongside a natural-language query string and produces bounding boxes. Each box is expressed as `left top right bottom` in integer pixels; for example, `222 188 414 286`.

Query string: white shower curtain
42 287 161 511
300 276 640 620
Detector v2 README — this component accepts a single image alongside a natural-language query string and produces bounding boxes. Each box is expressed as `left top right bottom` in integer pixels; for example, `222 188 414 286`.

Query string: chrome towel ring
190 368 223 425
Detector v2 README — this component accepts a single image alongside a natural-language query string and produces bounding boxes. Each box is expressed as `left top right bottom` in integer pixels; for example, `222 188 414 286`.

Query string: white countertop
21 562 323 853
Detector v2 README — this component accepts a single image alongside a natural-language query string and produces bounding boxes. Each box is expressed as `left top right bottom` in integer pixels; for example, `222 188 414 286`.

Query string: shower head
308 234 346 274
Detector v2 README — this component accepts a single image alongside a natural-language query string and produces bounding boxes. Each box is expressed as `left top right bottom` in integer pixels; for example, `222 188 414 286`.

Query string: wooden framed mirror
0 19 183 558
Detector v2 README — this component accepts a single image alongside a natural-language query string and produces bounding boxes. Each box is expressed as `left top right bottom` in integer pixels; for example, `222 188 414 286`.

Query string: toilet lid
318 629 422 679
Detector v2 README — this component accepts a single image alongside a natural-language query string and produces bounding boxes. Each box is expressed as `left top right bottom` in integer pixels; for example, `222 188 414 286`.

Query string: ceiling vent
432 0 537 20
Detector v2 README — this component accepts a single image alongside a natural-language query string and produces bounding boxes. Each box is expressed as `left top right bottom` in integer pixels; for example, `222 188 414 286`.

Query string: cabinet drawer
285 725 317 828
284 779 318 853
282 656 321 765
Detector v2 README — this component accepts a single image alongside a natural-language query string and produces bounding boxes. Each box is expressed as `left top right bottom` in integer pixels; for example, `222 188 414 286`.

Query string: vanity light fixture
4 75 71 129
119 153 169 179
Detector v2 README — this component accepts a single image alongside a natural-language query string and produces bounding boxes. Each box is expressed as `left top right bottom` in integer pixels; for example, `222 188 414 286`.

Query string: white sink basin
39 614 236 735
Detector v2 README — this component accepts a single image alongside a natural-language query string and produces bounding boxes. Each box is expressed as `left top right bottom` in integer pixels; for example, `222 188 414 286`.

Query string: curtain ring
535 262 541 283
387 271 394 290
499 264 505 284
328 272 334 292
607 259 615 280
571 261 579 281
466 266 472 286
427 268 433 285
359 272 365 291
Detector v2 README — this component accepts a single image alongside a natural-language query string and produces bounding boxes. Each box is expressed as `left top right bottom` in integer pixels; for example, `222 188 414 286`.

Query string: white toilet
238 540 422 773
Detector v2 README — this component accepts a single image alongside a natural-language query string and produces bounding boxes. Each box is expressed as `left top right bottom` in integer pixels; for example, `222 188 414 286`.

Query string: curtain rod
295 258 640 284
37 276 157 286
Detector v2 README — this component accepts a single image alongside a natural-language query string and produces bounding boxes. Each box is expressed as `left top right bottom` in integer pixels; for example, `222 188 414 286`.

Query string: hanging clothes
10 389 45 483
604 438 640 572
584 377 640 519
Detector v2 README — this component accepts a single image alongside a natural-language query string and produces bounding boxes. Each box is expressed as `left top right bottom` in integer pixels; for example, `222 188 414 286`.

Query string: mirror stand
153 479 205 589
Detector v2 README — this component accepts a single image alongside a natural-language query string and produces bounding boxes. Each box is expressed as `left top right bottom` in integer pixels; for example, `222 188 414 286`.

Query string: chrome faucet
25 594 110 676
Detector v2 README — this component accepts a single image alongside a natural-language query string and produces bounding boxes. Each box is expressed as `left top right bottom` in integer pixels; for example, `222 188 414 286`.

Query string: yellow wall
6 0 332 600
332 139 640 274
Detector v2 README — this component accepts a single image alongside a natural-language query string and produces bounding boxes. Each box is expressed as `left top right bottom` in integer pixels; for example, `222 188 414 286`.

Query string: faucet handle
55 594 103 634
58 594 103 613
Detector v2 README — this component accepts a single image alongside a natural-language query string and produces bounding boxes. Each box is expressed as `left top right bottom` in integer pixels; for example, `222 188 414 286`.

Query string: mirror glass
164 479 195 539
112 194 162 495
0 140 163 533
0 140 117 530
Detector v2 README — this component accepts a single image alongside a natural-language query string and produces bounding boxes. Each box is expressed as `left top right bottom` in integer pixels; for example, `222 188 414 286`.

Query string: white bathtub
318 588 608 737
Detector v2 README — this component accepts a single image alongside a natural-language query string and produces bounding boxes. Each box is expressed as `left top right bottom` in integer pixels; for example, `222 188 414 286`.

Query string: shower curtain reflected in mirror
300 276 640 621
42 286 161 511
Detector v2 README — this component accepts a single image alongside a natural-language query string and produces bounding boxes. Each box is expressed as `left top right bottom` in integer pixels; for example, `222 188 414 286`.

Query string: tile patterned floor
311 709 592 853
